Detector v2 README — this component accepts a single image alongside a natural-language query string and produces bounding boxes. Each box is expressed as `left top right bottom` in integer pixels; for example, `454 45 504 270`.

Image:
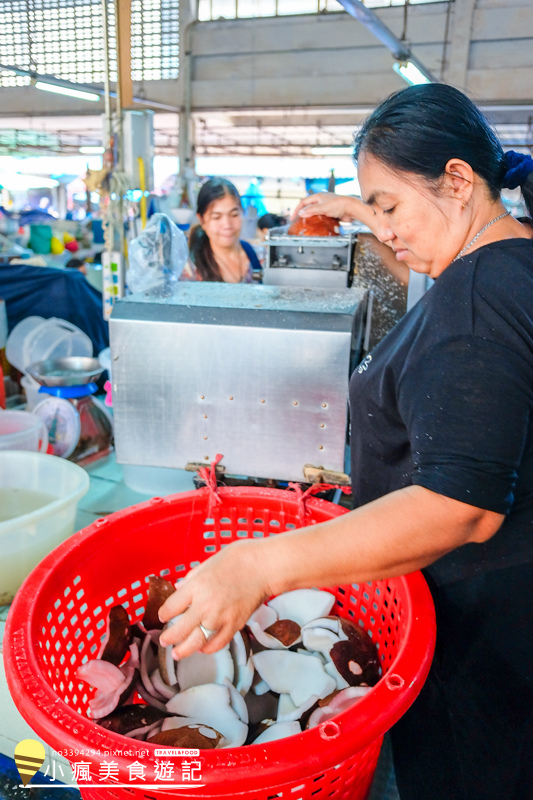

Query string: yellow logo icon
14 739 46 787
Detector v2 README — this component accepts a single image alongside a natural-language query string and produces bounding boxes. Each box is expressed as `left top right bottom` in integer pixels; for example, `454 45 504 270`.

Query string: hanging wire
401 0 410 43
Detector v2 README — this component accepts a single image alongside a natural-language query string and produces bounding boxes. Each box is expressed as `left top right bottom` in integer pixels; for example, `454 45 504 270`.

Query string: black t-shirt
349 238 533 585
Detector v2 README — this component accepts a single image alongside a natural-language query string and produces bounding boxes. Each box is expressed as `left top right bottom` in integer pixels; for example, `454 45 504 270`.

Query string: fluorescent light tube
392 61 432 86
34 81 100 102
79 146 105 155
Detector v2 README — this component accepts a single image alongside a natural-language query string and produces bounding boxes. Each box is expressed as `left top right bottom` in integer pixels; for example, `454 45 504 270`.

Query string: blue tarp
305 178 353 194
0 206 58 226
0 261 109 356
241 182 268 218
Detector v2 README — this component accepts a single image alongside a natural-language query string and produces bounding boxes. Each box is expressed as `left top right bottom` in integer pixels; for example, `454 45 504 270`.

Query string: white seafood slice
166 683 247 748
229 631 254 696
307 686 371 729
247 603 302 650
252 650 336 707
252 721 301 745
324 660 350 690
252 678 271 696
276 693 320 723
267 590 336 627
151 669 179 700
301 627 341 659
223 677 249 724
247 604 277 630
176 644 234 691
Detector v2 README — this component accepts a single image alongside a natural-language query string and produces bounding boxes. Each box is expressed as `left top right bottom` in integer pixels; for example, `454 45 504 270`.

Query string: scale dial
33 396 81 459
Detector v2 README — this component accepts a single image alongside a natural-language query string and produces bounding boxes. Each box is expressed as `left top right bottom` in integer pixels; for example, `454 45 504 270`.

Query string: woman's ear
444 158 475 205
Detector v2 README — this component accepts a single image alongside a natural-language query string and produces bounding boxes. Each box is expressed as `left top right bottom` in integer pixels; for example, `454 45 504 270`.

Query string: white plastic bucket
0 409 48 452
20 375 43 411
6 316 92 373
0 451 90 604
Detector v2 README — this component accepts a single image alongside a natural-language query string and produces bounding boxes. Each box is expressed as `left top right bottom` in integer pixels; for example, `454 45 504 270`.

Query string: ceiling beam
444 0 477 89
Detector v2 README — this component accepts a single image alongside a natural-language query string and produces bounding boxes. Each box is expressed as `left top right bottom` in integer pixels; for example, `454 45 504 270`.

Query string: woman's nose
375 216 394 244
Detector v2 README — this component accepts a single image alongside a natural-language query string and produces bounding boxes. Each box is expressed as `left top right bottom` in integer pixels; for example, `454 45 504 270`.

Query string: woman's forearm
261 485 504 595
158 485 503 657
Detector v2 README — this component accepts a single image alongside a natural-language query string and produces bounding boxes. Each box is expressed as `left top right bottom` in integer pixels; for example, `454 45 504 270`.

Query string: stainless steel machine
262 224 411 350
110 282 367 483
111 222 412 484
262 226 358 289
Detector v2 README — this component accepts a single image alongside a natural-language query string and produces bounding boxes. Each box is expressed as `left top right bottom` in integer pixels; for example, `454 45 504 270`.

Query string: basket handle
384 673 405 691
318 720 342 741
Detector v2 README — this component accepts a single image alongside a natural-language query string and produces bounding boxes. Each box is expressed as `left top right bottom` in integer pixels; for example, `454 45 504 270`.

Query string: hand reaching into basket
158 539 274 659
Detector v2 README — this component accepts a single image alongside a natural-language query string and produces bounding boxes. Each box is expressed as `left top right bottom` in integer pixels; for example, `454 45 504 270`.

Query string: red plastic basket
5 487 435 800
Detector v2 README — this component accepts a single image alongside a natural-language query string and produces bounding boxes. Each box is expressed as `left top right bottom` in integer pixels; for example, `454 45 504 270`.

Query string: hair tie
503 150 533 190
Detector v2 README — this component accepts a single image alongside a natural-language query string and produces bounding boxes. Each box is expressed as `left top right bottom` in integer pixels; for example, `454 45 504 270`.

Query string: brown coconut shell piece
329 618 380 687
297 689 341 731
263 619 301 648
148 725 223 749
288 214 340 237
97 704 170 735
143 575 176 631
100 605 132 666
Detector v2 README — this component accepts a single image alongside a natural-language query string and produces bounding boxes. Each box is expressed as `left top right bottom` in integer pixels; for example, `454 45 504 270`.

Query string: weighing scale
28 357 113 464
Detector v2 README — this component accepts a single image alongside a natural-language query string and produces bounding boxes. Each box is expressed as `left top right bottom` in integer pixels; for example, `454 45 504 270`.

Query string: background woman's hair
353 83 533 217
257 213 286 230
65 257 85 269
189 177 242 281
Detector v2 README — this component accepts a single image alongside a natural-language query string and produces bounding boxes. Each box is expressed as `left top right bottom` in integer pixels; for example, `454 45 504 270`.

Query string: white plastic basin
0 451 90 604
0 409 48 452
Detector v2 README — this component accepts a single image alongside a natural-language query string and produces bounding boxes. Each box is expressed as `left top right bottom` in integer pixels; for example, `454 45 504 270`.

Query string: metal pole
113 0 124 171
101 0 113 148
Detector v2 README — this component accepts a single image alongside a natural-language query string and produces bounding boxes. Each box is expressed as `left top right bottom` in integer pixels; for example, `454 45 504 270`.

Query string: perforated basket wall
5 487 435 800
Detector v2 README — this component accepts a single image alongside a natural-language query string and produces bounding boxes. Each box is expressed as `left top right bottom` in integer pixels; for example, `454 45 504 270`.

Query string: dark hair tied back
353 83 524 207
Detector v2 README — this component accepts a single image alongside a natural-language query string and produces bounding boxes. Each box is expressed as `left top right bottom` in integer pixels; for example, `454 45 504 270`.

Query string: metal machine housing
110 282 367 482
262 227 358 289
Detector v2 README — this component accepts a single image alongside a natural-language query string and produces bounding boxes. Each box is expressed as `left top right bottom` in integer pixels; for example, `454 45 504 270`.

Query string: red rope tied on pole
197 453 224 518
288 482 351 527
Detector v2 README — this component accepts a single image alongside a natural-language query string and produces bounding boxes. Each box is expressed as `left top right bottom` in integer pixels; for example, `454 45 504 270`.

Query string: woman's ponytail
188 223 223 281
502 150 533 219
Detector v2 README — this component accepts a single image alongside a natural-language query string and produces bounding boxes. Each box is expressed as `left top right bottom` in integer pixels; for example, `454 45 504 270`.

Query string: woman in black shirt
159 85 533 800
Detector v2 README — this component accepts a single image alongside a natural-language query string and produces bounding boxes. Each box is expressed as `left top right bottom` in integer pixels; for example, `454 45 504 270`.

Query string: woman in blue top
184 177 261 282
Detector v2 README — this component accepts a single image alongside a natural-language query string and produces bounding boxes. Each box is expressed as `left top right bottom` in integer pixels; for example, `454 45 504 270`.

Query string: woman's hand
158 539 273 659
293 193 375 228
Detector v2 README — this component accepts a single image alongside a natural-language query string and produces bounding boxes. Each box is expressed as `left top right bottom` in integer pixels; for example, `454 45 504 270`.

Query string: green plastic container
28 224 52 254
